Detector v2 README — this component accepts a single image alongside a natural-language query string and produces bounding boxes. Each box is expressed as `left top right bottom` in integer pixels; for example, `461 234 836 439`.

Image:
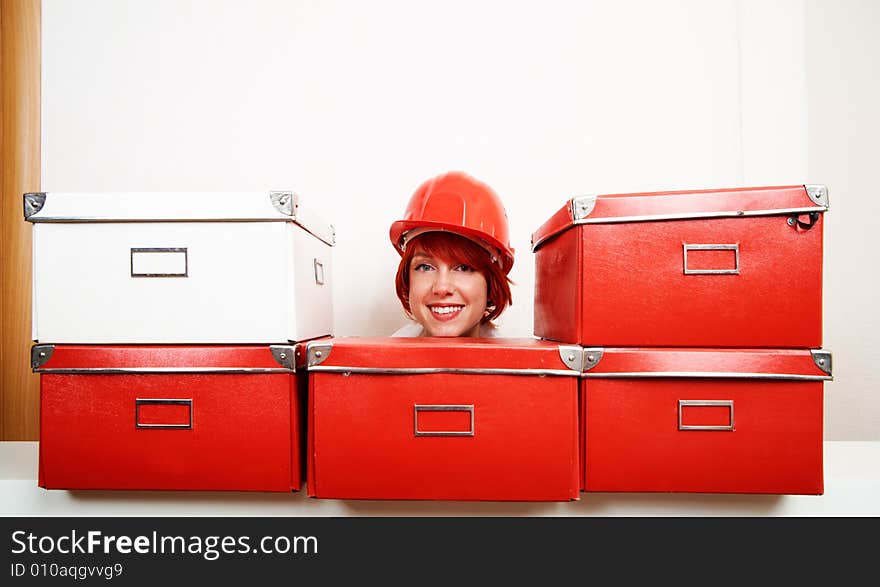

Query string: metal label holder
135 399 193 429
678 400 734 431
683 244 740 275
130 247 189 278
414 405 474 437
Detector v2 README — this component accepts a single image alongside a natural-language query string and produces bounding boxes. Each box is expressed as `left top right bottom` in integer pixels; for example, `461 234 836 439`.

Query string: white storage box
25 191 334 343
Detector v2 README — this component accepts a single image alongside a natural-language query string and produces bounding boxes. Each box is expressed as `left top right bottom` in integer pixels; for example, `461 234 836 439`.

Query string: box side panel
578 381 586 492
32 226 40 342
39 372 293 491
570 386 581 499
817 217 825 347
306 373 318 498
33 222 290 343
533 227 581 343
290 374 302 492
289 226 334 342
286 228 297 342
311 372 579 501
583 378 824 494
579 216 823 347
38 377 46 488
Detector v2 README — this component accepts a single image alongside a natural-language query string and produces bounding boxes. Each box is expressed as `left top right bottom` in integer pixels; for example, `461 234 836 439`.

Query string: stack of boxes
23 184 832 499
531 184 832 494
25 190 335 492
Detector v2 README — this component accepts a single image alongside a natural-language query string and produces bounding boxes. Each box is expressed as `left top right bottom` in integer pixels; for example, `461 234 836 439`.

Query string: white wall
41 0 876 439
805 0 880 440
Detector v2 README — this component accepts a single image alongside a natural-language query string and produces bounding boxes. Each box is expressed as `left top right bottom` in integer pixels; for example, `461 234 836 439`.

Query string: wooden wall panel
1 0 41 440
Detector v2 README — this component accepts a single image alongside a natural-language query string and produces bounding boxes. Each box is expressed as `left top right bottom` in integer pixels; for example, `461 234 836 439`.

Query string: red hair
395 231 513 323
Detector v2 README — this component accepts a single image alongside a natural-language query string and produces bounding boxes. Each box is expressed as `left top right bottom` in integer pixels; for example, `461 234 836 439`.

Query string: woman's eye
454 264 474 272
413 263 433 272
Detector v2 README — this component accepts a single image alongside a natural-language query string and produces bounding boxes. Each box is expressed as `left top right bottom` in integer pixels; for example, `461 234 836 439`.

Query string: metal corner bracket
805 185 829 208
810 349 832 377
581 348 604 372
23 192 47 220
31 344 55 371
269 191 299 217
558 346 585 372
306 341 333 367
570 195 597 221
270 345 297 371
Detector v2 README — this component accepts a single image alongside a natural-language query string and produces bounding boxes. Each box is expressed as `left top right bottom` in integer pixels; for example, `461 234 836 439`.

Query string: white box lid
24 191 335 246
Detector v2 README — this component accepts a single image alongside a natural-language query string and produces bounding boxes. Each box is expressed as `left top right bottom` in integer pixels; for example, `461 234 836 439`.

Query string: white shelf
2 441 878 516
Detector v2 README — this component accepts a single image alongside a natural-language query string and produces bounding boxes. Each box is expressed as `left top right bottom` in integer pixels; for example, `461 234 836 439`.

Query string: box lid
579 347 832 380
531 184 828 250
31 344 303 373
23 191 335 246
306 337 584 376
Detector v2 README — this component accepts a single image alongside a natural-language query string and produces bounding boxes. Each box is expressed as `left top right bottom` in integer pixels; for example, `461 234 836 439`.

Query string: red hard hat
389 171 515 274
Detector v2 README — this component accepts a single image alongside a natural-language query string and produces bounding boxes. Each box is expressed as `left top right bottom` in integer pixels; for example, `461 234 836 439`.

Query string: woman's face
407 245 488 337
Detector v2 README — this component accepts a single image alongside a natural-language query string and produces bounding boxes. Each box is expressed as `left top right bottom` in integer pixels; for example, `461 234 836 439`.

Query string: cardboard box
306 337 581 501
26 191 334 343
34 343 305 492
532 185 828 347
580 347 831 494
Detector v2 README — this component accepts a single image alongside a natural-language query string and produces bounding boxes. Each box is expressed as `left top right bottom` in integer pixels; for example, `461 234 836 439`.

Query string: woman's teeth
430 305 463 315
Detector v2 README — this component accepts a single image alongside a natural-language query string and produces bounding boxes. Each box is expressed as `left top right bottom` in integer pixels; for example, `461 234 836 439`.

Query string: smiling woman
389 171 514 337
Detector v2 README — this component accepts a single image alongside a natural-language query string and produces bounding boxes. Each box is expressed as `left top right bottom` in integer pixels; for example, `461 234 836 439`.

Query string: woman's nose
431 269 455 295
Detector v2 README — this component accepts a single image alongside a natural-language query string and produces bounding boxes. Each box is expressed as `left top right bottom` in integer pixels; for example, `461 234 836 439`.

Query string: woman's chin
423 321 480 338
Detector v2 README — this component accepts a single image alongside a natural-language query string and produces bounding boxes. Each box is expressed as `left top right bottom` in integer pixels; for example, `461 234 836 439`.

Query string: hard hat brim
389 219 515 274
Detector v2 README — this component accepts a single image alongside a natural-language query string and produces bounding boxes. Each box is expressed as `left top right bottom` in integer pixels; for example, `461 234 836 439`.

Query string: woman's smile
428 304 465 320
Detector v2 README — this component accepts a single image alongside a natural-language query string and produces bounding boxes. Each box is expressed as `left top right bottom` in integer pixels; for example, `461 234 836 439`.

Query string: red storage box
306 337 581 501
532 185 828 347
33 344 305 492
580 347 832 494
